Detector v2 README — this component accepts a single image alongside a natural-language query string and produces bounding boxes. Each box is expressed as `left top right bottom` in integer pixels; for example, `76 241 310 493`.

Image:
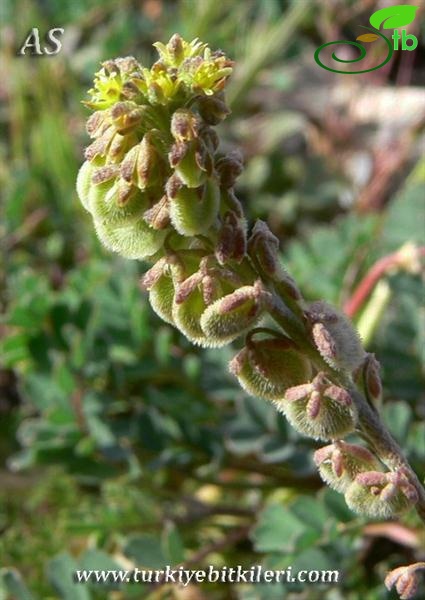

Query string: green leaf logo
369 5 418 30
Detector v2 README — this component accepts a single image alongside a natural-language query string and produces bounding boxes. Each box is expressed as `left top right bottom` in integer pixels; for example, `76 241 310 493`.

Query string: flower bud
170 109 201 142
283 373 356 440
307 301 365 372
120 131 166 190
141 257 175 324
94 215 166 260
314 441 380 493
215 151 243 188
229 336 312 401
167 176 219 236
197 92 231 125
169 139 213 188
143 195 170 230
170 257 240 346
385 564 425 600
364 353 382 407
200 281 269 347
215 211 247 264
248 221 301 302
76 161 95 212
88 178 146 226
86 110 110 139
110 101 145 135
345 468 418 518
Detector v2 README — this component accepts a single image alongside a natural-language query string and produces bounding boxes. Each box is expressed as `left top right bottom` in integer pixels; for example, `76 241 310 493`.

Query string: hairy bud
306 301 365 372
215 211 247 264
167 176 219 236
314 441 380 493
200 281 269 347
94 215 166 260
89 179 146 226
283 373 356 440
141 257 176 324
345 468 418 518
216 151 243 188
229 335 312 401
385 564 425 600
76 161 95 212
364 353 383 407
197 92 231 125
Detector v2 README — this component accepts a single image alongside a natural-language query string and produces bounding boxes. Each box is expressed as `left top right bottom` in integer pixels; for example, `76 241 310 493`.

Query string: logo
314 5 418 74
18 28 64 56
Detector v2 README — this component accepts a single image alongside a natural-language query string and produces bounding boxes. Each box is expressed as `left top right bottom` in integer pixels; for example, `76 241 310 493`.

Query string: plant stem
269 292 425 525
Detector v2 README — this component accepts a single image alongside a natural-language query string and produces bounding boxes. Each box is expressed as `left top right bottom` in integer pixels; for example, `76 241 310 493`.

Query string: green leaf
123 534 168 568
252 504 307 553
369 5 418 30
162 523 185 564
46 553 91 600
0 569 36 600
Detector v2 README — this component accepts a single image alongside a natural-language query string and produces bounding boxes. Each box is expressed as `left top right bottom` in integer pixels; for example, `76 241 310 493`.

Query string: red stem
344 247 425 318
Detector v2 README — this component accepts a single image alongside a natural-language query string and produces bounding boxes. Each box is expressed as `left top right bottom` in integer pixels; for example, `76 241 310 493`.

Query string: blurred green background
1 1 424 598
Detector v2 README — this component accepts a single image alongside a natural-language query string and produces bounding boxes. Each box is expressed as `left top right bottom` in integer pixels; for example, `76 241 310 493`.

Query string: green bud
169 139 212 188
345 469 418 519
283 373 356 441
94 215 166 259
89 178 146 226
171 256 236 346
200 281 269 347
307 301 365 372
168 176 219 236
141 258 176 324
314 441 380 493
76 161 95 211
229 335 312 401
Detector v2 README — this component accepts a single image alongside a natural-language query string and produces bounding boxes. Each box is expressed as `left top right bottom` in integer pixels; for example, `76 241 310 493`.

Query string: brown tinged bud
169 138 212 188
171 257 238 347
385 564 425 600
282 373 356 441
170 109 201 142
345 468 419 519
248 221 301 303
216 151 243 188
197 92 231 125
221 188 244 218
200 280 270 347
143 195 170 230
314 441 381 493
86 110 110 138
215 211 247 264
120 131 165 190
364 353 383 407
229 334 312 401
110 101 145 134
307 301 366 373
